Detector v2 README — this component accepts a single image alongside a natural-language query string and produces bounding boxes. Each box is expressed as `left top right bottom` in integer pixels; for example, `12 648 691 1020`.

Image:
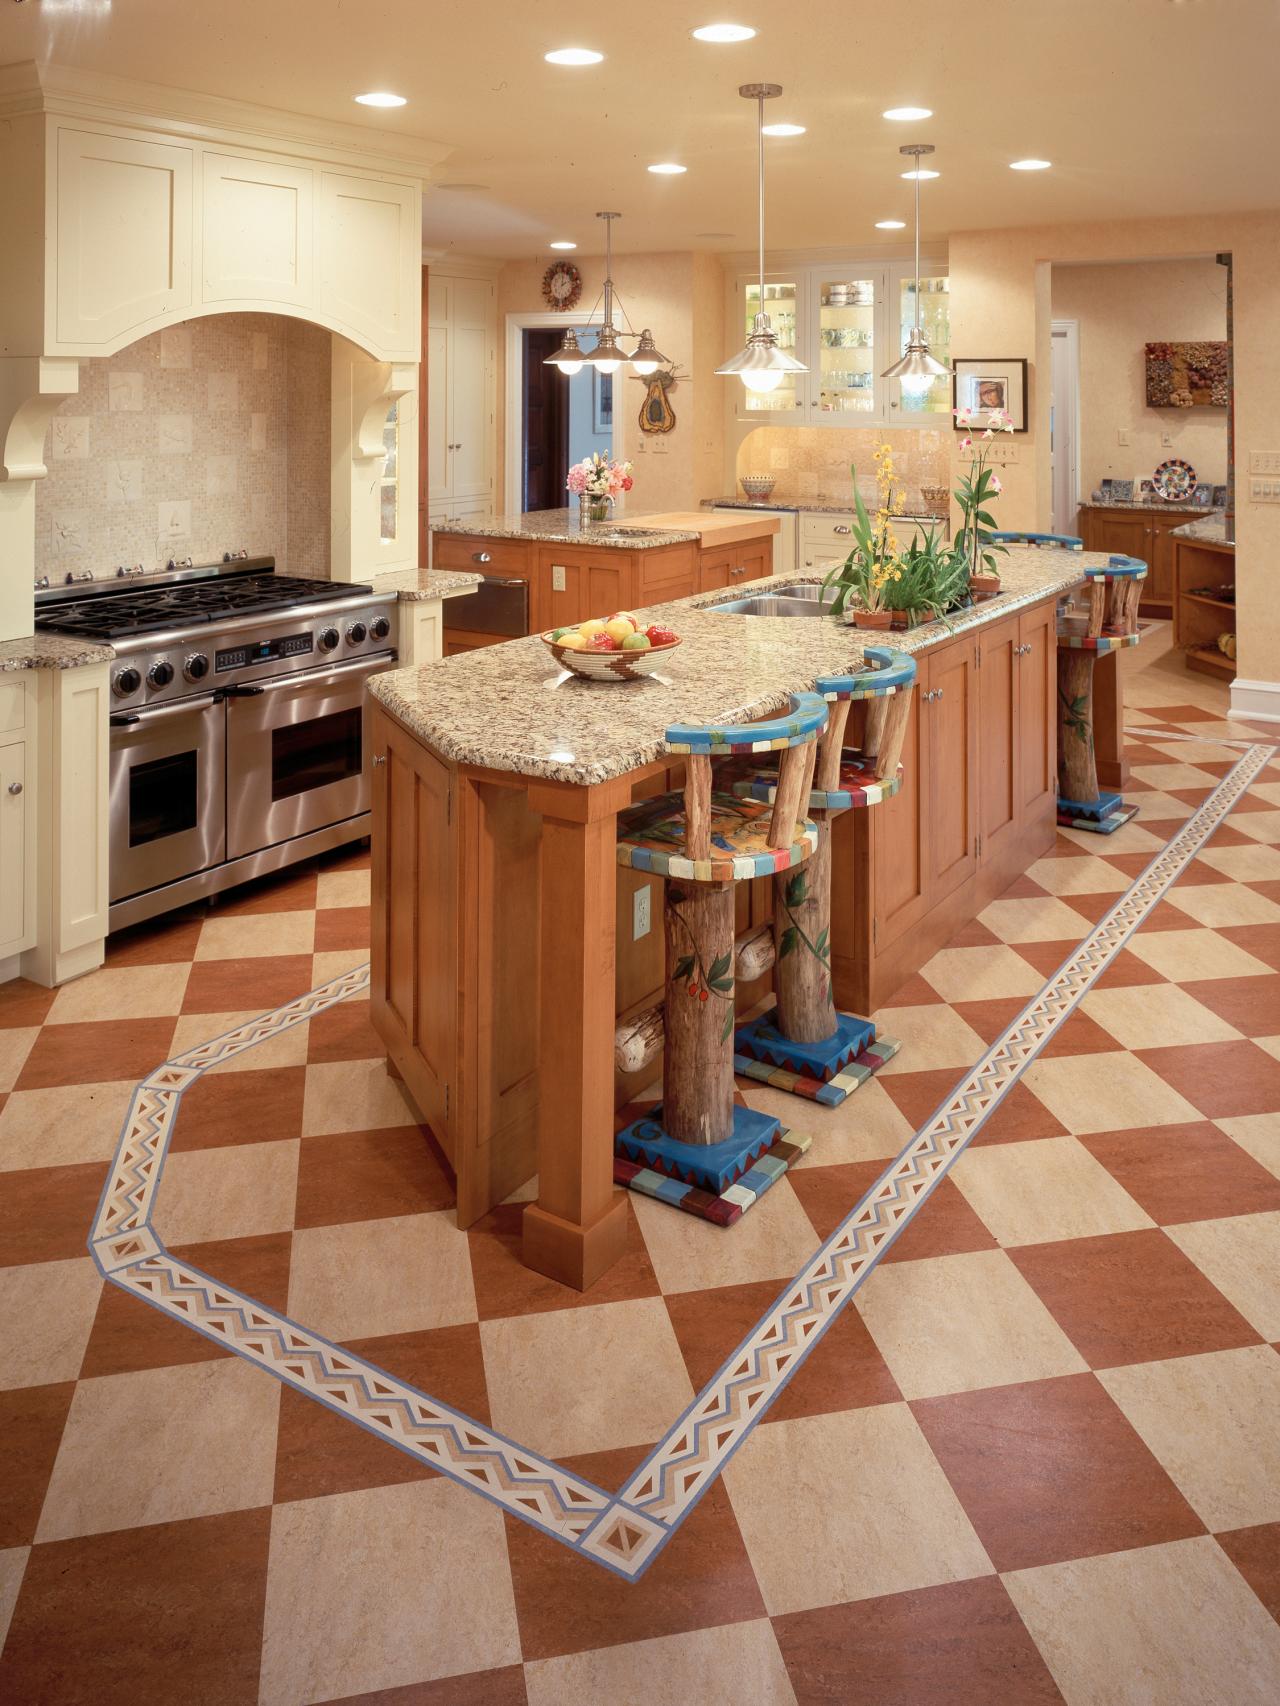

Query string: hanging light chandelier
544 212 669 376
717 83 808 394
881 142 949 395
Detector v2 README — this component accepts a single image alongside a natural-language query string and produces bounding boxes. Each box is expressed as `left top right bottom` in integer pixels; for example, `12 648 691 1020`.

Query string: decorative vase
969 572 1002 602
579 493 611 525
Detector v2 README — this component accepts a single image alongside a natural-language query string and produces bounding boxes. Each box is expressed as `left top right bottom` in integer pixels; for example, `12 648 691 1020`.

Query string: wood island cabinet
699 539 772 592
1077 505 1188 615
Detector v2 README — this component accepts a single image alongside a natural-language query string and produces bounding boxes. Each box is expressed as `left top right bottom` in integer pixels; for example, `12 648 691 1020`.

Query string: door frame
1050 318 1081 535
503 310 616 515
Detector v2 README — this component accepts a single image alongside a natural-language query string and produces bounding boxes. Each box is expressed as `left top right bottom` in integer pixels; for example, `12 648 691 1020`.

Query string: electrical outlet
1249 451 1280 475
552 564 566 592
1117 428 1131 447
1250 478 1280 504
633 883 651 940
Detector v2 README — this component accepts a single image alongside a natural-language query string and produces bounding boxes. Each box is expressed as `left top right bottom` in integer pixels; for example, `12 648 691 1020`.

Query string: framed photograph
1139 478 1155 499
1110 479 1134 503
1192 482 1214 507
1099 479 1114 501
952 357 1029 431
592 370 613 434
1212 484 1229 507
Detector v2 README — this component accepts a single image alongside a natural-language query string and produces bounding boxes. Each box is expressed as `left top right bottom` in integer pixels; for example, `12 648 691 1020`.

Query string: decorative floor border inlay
87 740 1275 1580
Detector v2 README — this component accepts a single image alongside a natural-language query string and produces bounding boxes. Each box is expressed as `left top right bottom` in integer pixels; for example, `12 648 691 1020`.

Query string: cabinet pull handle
833 525 851 535
473 552 492 564
7 781 21 796
372 755 386 767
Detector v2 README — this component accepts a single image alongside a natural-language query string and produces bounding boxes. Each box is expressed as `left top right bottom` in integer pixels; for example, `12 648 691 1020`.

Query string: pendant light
544 211 669 376
716 83 807 394
882 142 948 396
544 326 585 375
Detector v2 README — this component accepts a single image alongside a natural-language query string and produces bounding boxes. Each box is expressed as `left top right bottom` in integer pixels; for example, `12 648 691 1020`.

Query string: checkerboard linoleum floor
2 640 1280 1705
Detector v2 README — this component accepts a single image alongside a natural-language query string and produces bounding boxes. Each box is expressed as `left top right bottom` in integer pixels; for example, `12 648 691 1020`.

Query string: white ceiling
5 0 1277 260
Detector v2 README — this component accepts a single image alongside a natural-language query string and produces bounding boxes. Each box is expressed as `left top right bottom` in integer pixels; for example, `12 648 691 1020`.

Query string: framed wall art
952 358 1029 431
1144 341 1227 409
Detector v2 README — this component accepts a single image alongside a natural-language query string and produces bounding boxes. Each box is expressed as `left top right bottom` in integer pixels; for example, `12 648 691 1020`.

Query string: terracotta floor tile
1191 972 1280 1037
78 1230 294 1379
295 1126 455 1228
0 1028 38 1093
0 1382 74 1546
912 1372 1204 1573
772 1575 1064 1706
790 1161 997 1263
0 978 56 1029
1219 922 1280 973
505 1441 764 1662
1216 1524 1280 1626
213 867 319 916
467 1198 660 1322
169 1065 307 1152
1079 1121 1280 1224
104 910 206 967
663 1278 901 1424
0 1508 271 1706
306 1000 386 1062
1034 1006 1125 1058
273 1323 491 1504
15 1017 177 1090
1008 1229 1261 1368
885 970 948 1004
1085 943 1171 988
945 917 1005 948
879 1066 1066 1144
314 905 371 951
1134 1038 1280 1120
181 954 316 1015
1106 849 1221 886
325 1672 529 1706
949 997 1028 1046
0 1162 109 1267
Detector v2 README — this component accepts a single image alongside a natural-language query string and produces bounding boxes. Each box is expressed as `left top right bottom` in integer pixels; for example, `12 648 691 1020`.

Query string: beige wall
948 212 1280 686
1052 258 1227 494
735 425 950 509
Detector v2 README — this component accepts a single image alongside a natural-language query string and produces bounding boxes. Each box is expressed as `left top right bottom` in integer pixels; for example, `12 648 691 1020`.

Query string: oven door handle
109 692 224 727
220 651 396 698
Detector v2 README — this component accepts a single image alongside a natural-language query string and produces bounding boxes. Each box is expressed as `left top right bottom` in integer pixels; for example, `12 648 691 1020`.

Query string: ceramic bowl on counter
542 630 681 682
740 476 777 499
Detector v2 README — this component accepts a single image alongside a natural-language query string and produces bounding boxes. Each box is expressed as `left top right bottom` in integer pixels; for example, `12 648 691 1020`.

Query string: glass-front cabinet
739 274 801 415
893 273 951 419
815 276 878 416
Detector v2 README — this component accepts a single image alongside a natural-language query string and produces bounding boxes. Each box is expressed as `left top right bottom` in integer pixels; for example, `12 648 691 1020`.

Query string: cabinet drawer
0 678 27 737
800 512 857 549
432 535 532 576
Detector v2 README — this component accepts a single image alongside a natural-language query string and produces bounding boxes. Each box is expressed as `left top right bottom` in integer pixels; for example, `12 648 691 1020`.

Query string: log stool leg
772 817 836 1045
662 881 736 1146
1056 645 1138 835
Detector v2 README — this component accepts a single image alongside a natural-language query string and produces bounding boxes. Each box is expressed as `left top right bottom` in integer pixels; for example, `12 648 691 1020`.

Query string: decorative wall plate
1152 458 1196 501
542 259 583 311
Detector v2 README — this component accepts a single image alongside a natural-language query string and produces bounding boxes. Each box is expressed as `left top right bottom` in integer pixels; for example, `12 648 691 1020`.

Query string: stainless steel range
34 556 397 929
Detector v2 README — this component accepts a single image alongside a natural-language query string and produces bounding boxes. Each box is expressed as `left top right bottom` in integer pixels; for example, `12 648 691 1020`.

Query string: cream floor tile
312 948 371 988
632 1176 820 1293
480 1296 694 1460
0 1079 137 1171
1120 789 1197 819
46 962 190 1024
1166 1212 1280 1342
1124 927 1274 983
36 1357 279 1542
1248 779 1280 808
723 1403 993 1615
854 1249 1087 1400
0 1547 28 1654
300 1057 421 1136
153 1138 299 1246
1079 982 1241 1050
1099 1347 1280 1532
1022 1050 1203 1135
0 1257 101 1391
978 894 1103 945
1216 1113 1280 1181
1059 820 1165 857
951 1135 1154 1246
170 1010 311 1074
1130 762 1221 792
1004 1536 1280 1706
751 1077 915 1169
194 911 315 961
0 1028 37 1094
287 1211 476 1341
525 1621 798 1706
1197 842 1280 883
1144 737 1241 763
1257 1035 1280 1064
872 1004 987 1075
260 1479 519 1706
1164 881 1280 928
918 944 1046 1003
1233 809 1280 845
1024 854 1130 897
315 868 370 909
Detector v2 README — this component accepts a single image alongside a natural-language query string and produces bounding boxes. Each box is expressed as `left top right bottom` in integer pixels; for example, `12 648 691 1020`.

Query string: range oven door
224 652 394 861
109 693 226 904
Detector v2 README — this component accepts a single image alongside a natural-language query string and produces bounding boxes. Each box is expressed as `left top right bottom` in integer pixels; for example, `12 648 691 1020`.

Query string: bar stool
1055 553 1147 833
613 692 827 1207
729 647 918 1104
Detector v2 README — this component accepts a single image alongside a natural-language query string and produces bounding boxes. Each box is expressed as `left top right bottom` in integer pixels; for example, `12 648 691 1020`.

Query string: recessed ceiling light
691 24 757 42
875 219 907 229
544 47 604 65
648 162 687 175
761 122 805 137
901 168 939 180
696 231 736 239
1010 158 1051 171
883 106 932 121
549 240 578 250
355 91 407 108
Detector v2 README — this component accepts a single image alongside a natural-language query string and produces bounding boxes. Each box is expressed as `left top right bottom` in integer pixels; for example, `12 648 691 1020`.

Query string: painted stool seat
730 752 904 813
990 530 1084 550
617 790 818 883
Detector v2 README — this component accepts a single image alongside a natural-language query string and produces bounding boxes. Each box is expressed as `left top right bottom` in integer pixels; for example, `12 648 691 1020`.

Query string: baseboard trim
1230 677 1280 724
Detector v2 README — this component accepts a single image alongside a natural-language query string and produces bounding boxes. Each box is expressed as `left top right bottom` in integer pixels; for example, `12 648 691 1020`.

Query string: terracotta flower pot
969 573 1002 602
852 608 909 631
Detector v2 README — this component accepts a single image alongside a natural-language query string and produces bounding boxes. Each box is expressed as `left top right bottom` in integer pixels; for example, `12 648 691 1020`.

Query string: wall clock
542 259 583 311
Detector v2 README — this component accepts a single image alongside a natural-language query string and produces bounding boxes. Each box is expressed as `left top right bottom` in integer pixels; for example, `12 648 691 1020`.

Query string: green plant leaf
785 869 808 907
708 951 732 984
779 925 799 959
720 1006 737 1044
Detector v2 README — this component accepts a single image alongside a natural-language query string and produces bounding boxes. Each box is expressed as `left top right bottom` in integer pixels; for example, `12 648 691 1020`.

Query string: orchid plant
954 406 1013 582
821 445 969 624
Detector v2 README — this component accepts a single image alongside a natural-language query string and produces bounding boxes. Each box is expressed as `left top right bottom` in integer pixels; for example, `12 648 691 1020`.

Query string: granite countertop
1170 512 1235 547
371 567 482 602
370 544 1102 788
429 509 702 549
1078 499 1206 515
705 496 947 521
0 634 115 673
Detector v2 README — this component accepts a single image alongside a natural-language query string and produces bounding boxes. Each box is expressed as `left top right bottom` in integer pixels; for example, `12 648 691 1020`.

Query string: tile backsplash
735 425 950 508
36 313 331 580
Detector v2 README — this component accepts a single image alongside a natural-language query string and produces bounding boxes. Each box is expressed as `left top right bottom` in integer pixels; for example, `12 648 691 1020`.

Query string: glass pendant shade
544 327 585 375
630 328 668 375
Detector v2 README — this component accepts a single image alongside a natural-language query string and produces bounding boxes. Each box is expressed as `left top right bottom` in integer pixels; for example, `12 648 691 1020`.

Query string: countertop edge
0 637 115 672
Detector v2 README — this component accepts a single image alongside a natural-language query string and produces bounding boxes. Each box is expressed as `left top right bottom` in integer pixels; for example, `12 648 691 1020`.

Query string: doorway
505 312 617 514
522 329 568 511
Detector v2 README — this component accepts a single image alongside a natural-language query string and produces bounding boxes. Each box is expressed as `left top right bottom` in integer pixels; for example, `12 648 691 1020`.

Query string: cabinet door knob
8 781 22 795
372 755 386 767
935 687 944 701
473 552 492 564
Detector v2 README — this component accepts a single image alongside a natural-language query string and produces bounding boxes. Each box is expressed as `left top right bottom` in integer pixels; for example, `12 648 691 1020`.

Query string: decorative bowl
542 631 681 682
740 476 776 499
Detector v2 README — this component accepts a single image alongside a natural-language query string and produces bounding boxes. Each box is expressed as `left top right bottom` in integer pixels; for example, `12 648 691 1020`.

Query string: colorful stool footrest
1057 790 1139 835
614 1127 812 1227
731 755 903 813
614 1103 783 1196
735 1006 900 1106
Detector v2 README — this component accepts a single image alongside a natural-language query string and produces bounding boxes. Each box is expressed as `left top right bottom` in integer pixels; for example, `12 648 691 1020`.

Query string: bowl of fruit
543 613 681 681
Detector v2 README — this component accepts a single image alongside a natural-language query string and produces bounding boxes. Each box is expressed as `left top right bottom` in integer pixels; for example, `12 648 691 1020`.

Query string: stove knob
184 653 210 683
369 615 391 642
345 620 368 646
113 666 142 698
319 627 341 652
148 660 175 689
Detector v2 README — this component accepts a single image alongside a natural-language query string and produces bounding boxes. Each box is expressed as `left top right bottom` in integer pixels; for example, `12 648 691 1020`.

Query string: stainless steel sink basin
714 592 833 617
766 582 829 600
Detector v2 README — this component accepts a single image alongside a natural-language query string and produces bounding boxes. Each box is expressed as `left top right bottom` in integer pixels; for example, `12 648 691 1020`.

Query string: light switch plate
1161 431 1173 447
633 883 651 940
1118 428 1131 447
1250 478 1280 504
1249 451 1280 475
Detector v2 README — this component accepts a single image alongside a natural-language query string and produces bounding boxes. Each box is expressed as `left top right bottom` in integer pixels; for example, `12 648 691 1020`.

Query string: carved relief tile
108 373 144 413
50 513 86 557
51 417 90 461
156 415 193 457
158 501 192 542
106 461 145 506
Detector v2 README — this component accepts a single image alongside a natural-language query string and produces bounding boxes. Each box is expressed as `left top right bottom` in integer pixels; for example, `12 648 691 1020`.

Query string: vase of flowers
954 406 1013 596
567 452 634 524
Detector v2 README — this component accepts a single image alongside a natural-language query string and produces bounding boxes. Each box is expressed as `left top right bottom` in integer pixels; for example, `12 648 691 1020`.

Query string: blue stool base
1057 789 1138 835
614 1103 783 1195
734 1005 897 1106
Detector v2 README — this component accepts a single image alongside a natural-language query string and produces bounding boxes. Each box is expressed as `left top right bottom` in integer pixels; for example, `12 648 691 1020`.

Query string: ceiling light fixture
716 83 808 395
875 219 906 229
355 91 407 108
691 24 757 42
549 240 578 250
883 105 932 121
882 143 948 398
648 162 688 175
544 212 669 378
544 47 604 65
1009 158 1051 171
761 122 806 137
545 327 585 376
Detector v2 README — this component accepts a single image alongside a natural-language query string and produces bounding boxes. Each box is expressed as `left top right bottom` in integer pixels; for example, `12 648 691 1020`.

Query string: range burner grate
35 574 373 640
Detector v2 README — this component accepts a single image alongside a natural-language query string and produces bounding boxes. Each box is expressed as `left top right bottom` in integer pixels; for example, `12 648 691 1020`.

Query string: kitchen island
368 544 1114 1290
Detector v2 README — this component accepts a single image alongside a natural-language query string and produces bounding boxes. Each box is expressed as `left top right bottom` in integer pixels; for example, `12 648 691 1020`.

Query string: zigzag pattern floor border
86 740 1275 1581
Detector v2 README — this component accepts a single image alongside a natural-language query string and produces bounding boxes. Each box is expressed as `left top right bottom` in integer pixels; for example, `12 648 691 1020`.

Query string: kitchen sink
714 592 833 617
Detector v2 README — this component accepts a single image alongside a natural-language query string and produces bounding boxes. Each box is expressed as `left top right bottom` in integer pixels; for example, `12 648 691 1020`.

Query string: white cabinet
0 679 36 961
201 151 315 308
320 172 419 356
427 273 496 509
